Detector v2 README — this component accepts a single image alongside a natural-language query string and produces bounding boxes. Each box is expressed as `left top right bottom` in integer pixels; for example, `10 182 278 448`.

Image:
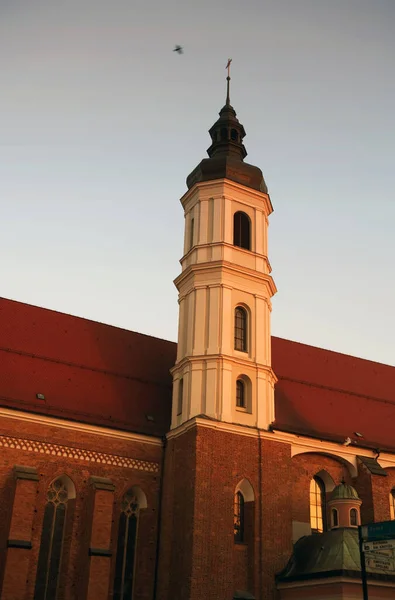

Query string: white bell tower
171 69 277 431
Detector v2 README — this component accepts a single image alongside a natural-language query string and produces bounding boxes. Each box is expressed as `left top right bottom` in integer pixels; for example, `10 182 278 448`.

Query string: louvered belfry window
113 491 140 600
34 478 69 600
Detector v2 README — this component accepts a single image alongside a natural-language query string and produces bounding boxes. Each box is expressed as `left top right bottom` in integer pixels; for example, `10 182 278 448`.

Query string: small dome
330 482 360 501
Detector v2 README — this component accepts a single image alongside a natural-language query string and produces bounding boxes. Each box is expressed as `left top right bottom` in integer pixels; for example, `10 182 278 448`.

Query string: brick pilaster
86 476 115 600
1 465 39 600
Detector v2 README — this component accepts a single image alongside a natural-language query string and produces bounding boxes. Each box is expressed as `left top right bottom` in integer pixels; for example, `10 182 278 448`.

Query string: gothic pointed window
234 491 245 543
113 490 141 600
310 476 326 534
234 306 247 352
233 211 251 250
390 489 395 521
34 477 73 600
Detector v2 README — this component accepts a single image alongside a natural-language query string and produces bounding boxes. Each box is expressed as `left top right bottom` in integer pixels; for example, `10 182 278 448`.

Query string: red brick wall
158 426 395 600
290 453 346 527
354 461 395 525
354 460 374 524
0 414 162 600
371 466 395 523
3 411 395 600
157 426 197 600
158 425 293 600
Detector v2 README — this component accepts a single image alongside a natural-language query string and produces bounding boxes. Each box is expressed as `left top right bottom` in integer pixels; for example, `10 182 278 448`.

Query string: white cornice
172 354 276 372
174 260 276 296
0 407 162 447
180 178 269 207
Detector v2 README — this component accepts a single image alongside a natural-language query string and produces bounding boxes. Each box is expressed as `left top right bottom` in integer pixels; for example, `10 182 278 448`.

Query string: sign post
359 520 395 600
358 525 369 600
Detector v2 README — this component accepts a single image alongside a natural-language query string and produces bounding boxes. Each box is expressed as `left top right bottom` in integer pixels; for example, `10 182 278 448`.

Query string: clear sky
1 0 394 365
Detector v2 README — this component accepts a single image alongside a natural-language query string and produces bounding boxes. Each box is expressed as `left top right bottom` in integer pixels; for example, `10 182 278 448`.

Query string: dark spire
226 58 232 106
186 61 268 194
206 59 247 161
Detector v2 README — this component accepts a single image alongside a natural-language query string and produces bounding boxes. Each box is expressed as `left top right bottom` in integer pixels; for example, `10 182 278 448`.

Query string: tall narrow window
350 508 358 527
390 489 395 520
177 378 183 416
113 491 140 600
310 476 326 534
234 491 245 543
332 508 339 528
233 211 251 250
236 379 245 408
234 307 247 352
189 217 194 250
34 477 70 600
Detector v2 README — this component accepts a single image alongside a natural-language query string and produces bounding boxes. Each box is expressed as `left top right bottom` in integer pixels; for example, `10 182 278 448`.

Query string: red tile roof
0 297 176 436
1 297 395 449
272 337 395 451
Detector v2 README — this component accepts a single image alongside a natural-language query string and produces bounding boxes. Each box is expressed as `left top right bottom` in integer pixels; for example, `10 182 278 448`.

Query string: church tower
171 66 277 431
157 68 283 600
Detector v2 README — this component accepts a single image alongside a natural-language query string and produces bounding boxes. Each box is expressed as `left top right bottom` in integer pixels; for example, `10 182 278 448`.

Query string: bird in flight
173 45 183 54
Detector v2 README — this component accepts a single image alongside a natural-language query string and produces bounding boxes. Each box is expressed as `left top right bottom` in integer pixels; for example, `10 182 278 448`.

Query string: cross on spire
226 58 232 105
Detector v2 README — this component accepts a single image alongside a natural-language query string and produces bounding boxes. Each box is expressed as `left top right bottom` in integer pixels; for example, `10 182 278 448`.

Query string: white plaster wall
172 178 276 430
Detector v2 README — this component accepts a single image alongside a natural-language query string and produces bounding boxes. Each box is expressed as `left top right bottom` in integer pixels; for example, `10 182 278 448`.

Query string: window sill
236 407 248 413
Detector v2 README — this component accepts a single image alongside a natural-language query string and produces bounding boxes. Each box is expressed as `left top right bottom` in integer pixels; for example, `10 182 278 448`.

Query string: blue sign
361 521 395 542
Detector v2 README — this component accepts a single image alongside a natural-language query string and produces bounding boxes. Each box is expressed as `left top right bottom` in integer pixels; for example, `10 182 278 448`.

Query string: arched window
34 476 74 600
332 508 339 528
230 128 238 141
177 378 183 416
220 127 228 140
236 379 245 408
234 306 247 352
234 491 245 543
390 489 395 520
233 211 251 250
310 476 326 534
113 489 144 600
350 508 358 527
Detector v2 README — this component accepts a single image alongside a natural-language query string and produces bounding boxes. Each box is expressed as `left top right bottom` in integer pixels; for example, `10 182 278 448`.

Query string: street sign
365 556 395 572
361 520 395 542
359 521 395 599
363 540 395 553
364 549 393 559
